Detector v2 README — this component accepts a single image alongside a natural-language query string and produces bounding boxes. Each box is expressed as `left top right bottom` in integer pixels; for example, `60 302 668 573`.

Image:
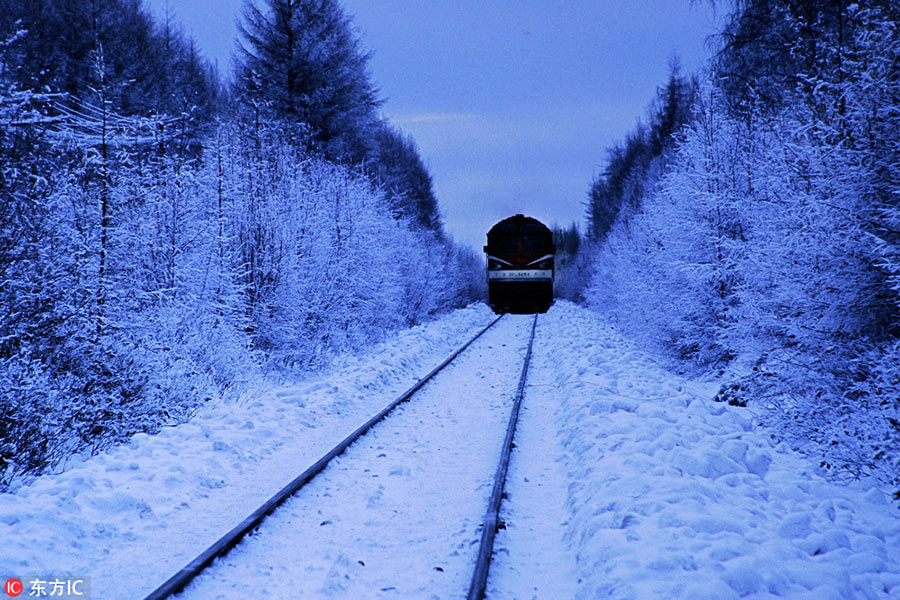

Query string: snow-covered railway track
144 313 541 600
467 314 536 600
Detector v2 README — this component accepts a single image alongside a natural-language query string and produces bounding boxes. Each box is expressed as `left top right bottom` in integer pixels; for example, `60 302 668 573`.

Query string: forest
0 0 482 488
583 0 900 494
4 0 899 501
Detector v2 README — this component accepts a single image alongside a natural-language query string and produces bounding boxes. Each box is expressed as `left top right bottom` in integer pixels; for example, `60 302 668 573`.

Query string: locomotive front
484 214 554 313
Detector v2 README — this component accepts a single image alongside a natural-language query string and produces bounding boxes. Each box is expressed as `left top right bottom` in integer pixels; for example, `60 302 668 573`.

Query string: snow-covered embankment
0 304 495 598
544 301 900 599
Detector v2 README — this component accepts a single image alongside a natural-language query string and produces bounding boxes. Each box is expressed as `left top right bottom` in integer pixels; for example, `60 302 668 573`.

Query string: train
484 214 554 313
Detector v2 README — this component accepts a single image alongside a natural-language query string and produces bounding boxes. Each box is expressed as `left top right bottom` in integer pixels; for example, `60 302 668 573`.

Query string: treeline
0 0 480 487
584 1 900 492
0 0 219 122
551 222 589 301
587 59 697 241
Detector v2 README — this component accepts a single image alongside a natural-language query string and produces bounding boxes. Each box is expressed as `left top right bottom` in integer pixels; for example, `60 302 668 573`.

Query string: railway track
467 314 537 600
144 313 538 600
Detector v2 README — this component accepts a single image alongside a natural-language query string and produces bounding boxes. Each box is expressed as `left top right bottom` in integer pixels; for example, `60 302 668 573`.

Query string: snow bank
544 301 900 599
0 303 494 599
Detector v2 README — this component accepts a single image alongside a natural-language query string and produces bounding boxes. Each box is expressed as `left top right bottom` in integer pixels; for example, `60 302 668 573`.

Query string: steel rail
467 313 538 600
143 313 505 600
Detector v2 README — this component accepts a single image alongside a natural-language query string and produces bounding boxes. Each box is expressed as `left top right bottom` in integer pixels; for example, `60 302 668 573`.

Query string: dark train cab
484 215 554 313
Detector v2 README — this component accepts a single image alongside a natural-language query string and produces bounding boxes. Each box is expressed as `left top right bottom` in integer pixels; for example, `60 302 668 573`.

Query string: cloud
392 112 478 125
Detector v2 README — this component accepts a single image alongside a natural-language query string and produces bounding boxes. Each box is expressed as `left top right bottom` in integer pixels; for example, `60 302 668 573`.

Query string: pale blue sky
144 0 721 250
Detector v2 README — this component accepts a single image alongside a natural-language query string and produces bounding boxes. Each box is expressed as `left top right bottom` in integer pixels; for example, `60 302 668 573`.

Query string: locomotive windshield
488 225 552 255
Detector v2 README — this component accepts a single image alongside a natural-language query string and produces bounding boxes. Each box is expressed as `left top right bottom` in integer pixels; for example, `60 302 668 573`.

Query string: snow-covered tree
586 62 696 241
581 0 900 493
0 0 217 123
0 1 481 490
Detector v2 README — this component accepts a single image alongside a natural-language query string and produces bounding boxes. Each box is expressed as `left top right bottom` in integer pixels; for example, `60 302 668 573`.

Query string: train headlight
489 260 505 270
537 260 553 269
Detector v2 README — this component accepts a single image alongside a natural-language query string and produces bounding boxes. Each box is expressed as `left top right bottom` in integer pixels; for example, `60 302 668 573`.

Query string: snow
542 302 900 599
180 314 533 599
3 300 900 599
0 303 495 598
485 314 581 599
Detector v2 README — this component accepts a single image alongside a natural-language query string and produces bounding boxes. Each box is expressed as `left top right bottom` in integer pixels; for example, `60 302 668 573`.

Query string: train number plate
488 269 553 281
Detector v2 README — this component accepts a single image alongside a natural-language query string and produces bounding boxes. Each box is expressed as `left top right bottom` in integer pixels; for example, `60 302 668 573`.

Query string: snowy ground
2 300 900 599
541 302 900 599
0 304 497 598
487 313 580 600
181 314 533 599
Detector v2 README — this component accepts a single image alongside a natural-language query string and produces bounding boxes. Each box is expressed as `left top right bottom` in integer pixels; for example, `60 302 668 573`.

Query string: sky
143 0 722 251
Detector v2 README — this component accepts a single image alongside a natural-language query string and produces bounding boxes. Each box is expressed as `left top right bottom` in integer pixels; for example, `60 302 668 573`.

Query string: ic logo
4 578 22 597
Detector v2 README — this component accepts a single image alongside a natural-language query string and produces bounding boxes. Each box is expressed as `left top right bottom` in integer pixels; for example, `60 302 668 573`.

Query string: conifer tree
369 121 441 231
235 0 380 163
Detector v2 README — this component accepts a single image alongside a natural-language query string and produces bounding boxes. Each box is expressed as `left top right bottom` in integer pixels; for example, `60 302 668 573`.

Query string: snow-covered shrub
552 225 590 302
392 230 485 323
588 90 747 367
0 102 479 488
0 354 72 486
248 157 401 366
836 341 900 487
586 78 900 489
208 119 480 369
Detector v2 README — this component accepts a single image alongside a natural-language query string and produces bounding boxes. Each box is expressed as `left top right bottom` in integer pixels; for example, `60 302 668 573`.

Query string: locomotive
484 214 554 313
